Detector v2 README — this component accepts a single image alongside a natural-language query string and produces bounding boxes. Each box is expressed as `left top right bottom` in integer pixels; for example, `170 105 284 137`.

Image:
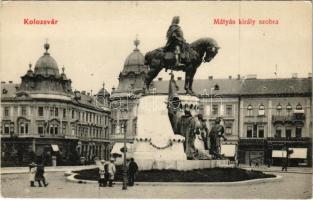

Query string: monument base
134 159 232 171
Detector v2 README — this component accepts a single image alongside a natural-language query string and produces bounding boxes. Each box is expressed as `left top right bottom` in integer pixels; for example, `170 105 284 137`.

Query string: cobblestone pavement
1 170 312 199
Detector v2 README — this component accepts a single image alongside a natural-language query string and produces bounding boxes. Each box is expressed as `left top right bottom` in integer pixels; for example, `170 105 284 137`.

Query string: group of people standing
98 158 138 187
29 161 48 187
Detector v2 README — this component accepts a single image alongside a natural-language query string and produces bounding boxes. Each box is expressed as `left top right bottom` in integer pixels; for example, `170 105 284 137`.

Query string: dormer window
258 104 265 116
2 89 8 94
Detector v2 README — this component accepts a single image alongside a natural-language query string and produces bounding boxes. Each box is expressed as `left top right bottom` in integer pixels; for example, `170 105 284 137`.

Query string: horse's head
203 38 220 62
190 38 220 63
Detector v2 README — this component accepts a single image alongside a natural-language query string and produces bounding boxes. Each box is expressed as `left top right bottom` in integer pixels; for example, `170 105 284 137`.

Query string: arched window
247 105 253 116
276 103 282 115
296 103 303 110
258 104 265 116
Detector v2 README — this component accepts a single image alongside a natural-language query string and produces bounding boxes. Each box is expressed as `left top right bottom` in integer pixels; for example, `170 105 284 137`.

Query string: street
1 168 312 199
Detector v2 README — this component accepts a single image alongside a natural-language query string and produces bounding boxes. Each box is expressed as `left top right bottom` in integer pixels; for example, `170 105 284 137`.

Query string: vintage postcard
0 1 312 199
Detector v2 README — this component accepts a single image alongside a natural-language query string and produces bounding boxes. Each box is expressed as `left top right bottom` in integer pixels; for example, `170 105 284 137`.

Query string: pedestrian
29 161 37 187
108 158 116 187
98 160 106 187
127 158 138 186
35 161 48 187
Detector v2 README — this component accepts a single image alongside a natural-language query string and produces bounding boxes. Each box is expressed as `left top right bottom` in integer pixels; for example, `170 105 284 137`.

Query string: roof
34 43 60 77
1 83 109 112
151 78 312 96
240 78 312 95
123 49 145 73
152 78 242 96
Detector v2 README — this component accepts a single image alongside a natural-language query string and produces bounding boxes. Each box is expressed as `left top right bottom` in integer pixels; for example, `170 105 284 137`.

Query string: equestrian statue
144 16 220 95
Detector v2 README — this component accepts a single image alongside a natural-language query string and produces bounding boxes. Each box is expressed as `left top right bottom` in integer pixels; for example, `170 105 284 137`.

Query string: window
21 106 27 116
296 103 303 110
63 109 66 118
212 104 219 115
4 107 9 117
50 108 54 117
247 126 253 138
4 124 10 134
55 108 58 117
258 126 264 138
276 104 282 115
20 123 28 134
38 107 44 116
72 110 75 119
225 126 232 135
296 126 302 138
258 104 265 116
247 105 253 116
226 105 232 116
38 126 44 135
275 126 282 138
286 128 292 138
286 103 292 115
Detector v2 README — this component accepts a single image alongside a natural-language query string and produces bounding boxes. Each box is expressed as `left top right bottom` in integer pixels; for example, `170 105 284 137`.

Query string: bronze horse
144 37 219 94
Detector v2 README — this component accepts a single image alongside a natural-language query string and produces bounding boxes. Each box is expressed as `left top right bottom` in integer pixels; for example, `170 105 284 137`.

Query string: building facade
1 43 111 166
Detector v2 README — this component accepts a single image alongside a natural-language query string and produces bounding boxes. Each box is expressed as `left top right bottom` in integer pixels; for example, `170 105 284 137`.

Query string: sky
0 1 312 93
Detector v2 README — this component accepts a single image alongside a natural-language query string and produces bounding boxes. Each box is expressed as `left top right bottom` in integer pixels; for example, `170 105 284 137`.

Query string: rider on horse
165 16 187 67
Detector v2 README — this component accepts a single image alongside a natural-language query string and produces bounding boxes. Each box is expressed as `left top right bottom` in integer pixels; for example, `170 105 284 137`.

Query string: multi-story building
1 42 111 166
239 76 312 166
110 39 147 154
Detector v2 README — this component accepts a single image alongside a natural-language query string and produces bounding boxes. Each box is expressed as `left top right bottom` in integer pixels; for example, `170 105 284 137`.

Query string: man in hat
127 158 138 186
209 117 227 159
165 16 187 67
108 158 116 187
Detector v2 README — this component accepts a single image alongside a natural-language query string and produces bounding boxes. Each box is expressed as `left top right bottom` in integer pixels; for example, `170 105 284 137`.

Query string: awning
110 143 133 155
290 148 307 159
272 150 286 158
221 144 236 157
272 148 307 159
51 144 59 151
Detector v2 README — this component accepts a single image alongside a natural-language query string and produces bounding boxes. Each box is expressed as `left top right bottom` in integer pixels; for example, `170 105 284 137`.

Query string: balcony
272 114 305 124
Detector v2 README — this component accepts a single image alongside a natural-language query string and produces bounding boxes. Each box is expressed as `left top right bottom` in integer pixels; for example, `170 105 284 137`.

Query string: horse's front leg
145 66 162 90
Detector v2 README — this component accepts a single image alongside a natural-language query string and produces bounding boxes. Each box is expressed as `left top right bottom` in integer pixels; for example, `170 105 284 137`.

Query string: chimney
177 77 182 81
87 92 90 96
208 76 213 80
228 75 232 80
292 73 298 79
81 91 86 95
1 81 5 84
308 73 312 78
246 74 257 79
237 74 240 80
8 81 13 84
158 77 162 81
